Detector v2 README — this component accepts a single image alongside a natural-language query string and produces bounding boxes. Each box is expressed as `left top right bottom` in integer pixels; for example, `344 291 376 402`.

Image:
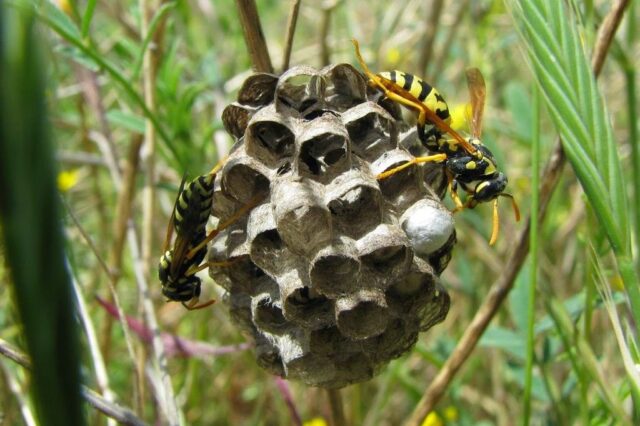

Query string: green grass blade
0 5 84 425
509 0 630 256
131 2 177 80
523 85 541 424
28 1 182 165
80 0 97 39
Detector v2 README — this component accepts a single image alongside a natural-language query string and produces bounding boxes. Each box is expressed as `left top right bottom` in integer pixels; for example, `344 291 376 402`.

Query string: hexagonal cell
245 105 295 169
326 169 383 239
210 187 245 223
252 290 289 335
279 268 334 329
247 203 293 277
374 91 403 121
286 351 335 387
373 149 427 210
417 279 450 331
297 114 351 182
322 63 367 110
357 224 413 282
222 103 254 140
272 177 332 256
423 162 448 200
309 237 361 297
398 128 449 200
309 326 356 356
220 152 271 204
385 257 448 325
227 292 255 334
361 317 419 362
275 66 326 115
343 102 397 161
254 332 285 377
335 289 389 340
328 352 378 389
237 73 279 107
426 231 456 275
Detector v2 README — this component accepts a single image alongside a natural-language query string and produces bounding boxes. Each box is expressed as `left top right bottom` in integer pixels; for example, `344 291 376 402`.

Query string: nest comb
210 64 455 388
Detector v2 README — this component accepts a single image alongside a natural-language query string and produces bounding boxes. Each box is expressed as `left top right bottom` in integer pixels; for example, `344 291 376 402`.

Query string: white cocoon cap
401 199 454 256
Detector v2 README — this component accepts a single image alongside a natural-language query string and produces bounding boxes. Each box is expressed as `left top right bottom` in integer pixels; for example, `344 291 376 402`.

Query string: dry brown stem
235 0 274 73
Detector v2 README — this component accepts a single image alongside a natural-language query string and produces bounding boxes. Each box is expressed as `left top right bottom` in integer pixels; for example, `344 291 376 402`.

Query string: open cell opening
246 120 295 168
336 299 389 340
310 253 360 297
283 286 333 329
299 134 348 177
222 162 270 204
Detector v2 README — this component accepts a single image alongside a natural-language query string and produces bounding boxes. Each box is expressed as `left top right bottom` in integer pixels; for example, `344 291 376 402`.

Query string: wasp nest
210 64 455 388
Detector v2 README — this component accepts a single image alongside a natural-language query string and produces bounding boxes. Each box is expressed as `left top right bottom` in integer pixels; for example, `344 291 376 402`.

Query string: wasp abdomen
379 71 450 122
174 174 216 236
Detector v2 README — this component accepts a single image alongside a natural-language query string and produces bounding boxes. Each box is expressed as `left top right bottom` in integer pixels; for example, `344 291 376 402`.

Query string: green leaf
0 5 84 425
480 326 526 360
509 0 638 319
106 109 146 133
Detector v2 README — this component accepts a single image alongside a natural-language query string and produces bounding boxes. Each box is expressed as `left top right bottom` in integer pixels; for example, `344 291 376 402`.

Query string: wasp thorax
211 64 455 388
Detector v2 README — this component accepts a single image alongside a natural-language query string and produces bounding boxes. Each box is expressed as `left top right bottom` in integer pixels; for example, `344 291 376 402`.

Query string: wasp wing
466 68 486 139
162 173 188 253
389 83 478 154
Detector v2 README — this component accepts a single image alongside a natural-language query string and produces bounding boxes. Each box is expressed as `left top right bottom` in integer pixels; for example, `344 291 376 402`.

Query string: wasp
159 160 261 310
352 39 520 245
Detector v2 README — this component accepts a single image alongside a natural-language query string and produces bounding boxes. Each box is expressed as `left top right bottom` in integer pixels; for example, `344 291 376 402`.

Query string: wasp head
472 172 508 204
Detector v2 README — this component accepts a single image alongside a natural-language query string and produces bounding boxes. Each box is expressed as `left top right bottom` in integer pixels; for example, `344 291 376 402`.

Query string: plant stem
523 85 540 425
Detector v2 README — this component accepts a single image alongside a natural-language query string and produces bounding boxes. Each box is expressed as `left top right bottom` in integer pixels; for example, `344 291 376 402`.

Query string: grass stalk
319 2 338 67
627 67 640 262
0 338 146 426
235 0 273 72
281 0 301 72
417 0 443 75
80 0 97 38
0 361 37 426
139 0 158 282
522 86 540 424
69 267 117 426
327 388 346 426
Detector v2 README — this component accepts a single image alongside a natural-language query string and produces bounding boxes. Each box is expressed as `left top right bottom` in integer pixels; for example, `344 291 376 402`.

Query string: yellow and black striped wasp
159 160 259 310
352 39 520 245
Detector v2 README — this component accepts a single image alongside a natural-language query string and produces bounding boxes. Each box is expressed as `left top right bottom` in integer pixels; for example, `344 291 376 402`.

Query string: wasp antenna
500 193 521 222
489 198 500 246
351 39 378 83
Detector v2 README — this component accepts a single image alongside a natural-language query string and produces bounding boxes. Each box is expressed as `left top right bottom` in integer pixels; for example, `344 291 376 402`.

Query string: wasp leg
186 259 239 276
186 194 265 260
179 260 241 310
376 153 447 180
448 178 465 211
489 198 500 246
182 298 216 310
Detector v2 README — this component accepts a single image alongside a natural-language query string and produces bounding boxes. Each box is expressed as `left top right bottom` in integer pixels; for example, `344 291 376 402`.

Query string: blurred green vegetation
0 0 638 424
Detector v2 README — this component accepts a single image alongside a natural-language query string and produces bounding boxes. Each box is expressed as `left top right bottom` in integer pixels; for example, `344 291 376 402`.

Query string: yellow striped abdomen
378 71 450 122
